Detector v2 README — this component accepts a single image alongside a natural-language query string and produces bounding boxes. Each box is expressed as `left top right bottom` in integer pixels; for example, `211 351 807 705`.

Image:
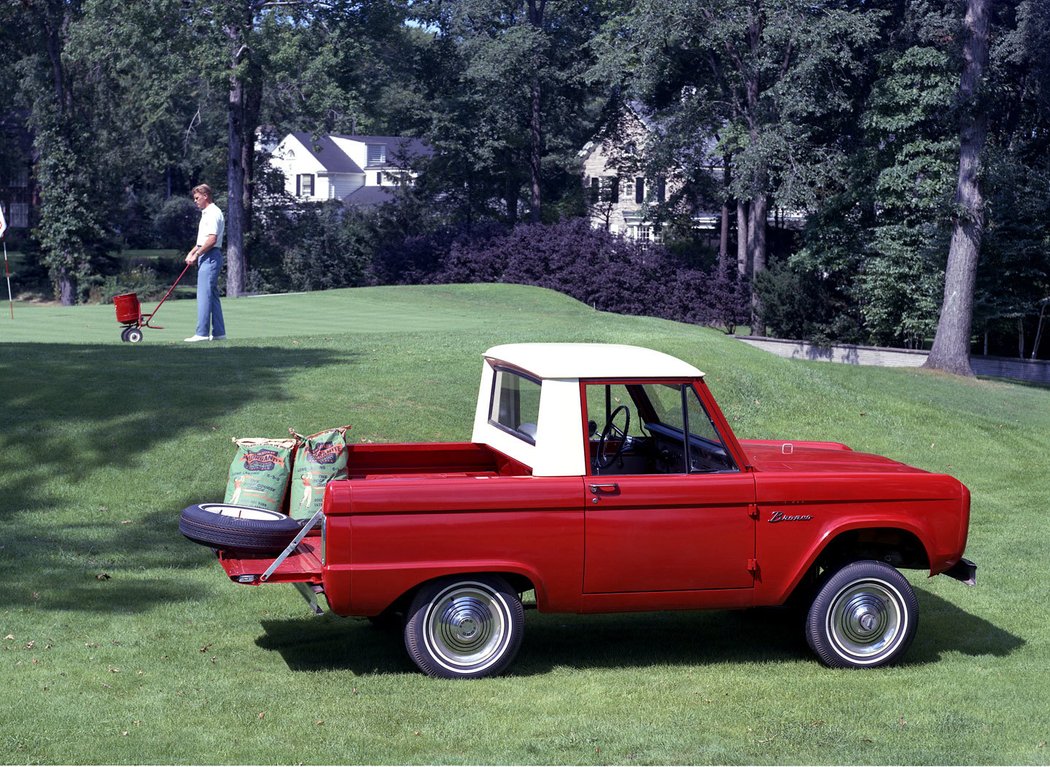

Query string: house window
11 203 28 228
634 225 663 249
638 226 651 246
367 144 386 165
296 174 315 197
635 177 644 204
590 177 600 203
656 177 666 203
610 176 620 204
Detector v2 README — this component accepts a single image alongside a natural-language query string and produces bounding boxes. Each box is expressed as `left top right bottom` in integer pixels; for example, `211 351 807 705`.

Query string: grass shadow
908 587 1025 663
254 585 1022 676
0 342 359 610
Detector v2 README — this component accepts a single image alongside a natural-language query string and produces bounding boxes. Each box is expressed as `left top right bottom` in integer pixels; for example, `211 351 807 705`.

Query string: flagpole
0 204 9 318
2 240 12 319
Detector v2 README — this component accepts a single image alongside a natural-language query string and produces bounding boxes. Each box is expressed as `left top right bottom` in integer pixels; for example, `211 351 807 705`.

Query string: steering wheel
596 405 631 470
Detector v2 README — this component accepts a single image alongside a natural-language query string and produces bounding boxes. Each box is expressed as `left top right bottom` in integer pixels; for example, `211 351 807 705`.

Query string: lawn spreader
113 263 191 343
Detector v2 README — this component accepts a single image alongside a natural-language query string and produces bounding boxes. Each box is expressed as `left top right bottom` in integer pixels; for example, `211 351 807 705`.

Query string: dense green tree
70 0 226 220
0 5 29 195
970 0 1050 358
410 0 606 226
16 0 113 305
592 0 883 335
860 43 958 346
974 149 1050 357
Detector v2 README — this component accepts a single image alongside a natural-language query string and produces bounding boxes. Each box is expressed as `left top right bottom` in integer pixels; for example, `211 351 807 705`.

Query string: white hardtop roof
483 343 704 380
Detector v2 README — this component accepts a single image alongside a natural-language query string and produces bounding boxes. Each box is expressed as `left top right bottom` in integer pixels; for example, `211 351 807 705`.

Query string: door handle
589 483 619 494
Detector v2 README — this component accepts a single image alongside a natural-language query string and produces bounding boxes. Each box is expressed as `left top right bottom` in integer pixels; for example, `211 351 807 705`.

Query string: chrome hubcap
827 579 905 662
425 583 509 672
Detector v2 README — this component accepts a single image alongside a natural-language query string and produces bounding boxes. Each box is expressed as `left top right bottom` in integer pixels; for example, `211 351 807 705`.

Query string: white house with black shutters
578 104 687 244
267 132 430 207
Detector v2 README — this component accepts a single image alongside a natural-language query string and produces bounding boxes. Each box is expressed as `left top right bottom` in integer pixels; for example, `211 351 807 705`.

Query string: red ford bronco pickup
181 343 975 678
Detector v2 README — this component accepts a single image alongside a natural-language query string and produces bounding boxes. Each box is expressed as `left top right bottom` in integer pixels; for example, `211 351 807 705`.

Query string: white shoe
184 335 210 342
211 335 226 340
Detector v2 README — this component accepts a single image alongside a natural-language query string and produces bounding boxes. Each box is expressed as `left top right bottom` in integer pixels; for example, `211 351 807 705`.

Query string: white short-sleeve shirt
197 202 225 250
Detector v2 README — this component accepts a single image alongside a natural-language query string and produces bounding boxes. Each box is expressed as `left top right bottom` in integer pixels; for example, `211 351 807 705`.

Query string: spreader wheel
126 327 143 343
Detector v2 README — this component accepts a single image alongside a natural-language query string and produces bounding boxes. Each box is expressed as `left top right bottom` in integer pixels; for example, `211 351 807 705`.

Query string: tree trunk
41 3 78 306
58 266 75 306
226 59 246 296
736 199 749 276
242 55 263 246
923 0 990 376
719 157 731 271
749 192 768 336
526 0 546 223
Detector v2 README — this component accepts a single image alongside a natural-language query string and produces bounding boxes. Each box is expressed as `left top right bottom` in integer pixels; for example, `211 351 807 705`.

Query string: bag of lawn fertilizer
288 426 351 519
224 437 298 512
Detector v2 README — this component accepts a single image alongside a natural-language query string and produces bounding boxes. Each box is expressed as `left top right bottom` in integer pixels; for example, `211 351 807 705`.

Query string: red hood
740 439 926 474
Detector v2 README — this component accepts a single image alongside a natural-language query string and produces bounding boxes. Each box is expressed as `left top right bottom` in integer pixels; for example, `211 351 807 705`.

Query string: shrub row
434 219 749 332
244 202 749 332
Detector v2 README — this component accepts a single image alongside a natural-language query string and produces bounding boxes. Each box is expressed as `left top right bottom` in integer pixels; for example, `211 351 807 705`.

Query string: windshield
643 383 724 445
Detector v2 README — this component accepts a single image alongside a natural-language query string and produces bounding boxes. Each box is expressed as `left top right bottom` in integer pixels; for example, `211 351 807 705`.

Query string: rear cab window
488 367 542 445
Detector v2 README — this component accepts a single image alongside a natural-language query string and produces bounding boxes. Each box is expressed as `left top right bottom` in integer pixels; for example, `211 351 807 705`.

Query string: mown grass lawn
0 284 1047 765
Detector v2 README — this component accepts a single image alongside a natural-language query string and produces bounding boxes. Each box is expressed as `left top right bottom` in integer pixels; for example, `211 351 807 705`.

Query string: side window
585 383 645 439
488 368 541 444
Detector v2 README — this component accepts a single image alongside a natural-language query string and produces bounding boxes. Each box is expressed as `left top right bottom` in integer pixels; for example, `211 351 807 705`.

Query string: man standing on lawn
184 184 226 342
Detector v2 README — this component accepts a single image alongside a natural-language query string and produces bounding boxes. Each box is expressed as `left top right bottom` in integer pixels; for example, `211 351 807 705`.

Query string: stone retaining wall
737 336 1050 386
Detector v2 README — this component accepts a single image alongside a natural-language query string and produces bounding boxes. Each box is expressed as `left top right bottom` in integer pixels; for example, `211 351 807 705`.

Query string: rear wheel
126 327 143 343
404 575 524 679
806 560 918 668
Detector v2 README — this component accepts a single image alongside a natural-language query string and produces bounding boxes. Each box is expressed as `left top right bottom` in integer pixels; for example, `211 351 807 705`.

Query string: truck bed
346 441 532 479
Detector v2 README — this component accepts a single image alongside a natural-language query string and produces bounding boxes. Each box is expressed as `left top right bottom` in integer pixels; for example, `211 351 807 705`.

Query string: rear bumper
942 557 977 586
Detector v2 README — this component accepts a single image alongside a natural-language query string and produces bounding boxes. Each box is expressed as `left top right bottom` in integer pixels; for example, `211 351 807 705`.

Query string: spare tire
179 503 302 553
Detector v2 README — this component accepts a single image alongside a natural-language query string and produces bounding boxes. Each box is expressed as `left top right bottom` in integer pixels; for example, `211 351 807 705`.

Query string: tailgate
217 539 323 585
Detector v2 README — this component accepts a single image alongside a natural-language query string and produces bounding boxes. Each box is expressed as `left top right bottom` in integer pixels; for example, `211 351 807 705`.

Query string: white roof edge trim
483 343 704 380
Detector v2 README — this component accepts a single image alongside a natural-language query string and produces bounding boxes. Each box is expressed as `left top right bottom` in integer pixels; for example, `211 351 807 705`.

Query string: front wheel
806 560 918 668
404 575 524 679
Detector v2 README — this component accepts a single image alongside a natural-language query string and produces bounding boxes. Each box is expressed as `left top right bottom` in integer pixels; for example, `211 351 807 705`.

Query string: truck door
581 381 757 593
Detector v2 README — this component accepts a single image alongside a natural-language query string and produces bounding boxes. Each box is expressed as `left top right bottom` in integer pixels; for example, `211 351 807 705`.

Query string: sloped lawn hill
0 284 1046 764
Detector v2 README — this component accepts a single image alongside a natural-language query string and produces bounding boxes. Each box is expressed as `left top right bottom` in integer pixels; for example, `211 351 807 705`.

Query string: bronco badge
769 510 814 523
